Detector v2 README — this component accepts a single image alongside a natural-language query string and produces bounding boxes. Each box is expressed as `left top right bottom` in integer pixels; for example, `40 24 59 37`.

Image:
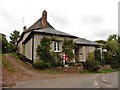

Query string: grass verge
38 69 65 74
8 53 64 74
80 69 118 74
2 54 16 72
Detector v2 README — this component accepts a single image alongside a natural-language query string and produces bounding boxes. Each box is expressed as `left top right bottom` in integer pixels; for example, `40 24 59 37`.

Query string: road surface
13 72 118 88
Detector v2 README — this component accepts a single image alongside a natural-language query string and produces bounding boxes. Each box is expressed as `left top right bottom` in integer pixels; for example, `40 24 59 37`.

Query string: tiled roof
18 11 98 45
74 38 98 45
23 18 54 33
33 27 77 38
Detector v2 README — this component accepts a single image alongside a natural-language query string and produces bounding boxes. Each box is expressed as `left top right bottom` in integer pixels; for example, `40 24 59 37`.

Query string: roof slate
18 11 98 46
33 27 77 38
23 18 54 33
74 38 98 46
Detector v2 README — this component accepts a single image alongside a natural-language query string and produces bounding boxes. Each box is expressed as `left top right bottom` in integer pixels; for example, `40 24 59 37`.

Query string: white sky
0 0 119 41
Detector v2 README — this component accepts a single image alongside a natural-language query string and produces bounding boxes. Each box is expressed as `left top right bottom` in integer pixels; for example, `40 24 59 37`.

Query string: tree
118 43 120 68
118 35 120 43
9 30 20 52
95 34 120 68
94 49 105 65
95 40 106 44
83 60 100 71
107 34 117 41
10 30 20 45
0 33 8 53
36 37 54 69
104 34 120 68
62 39 75 62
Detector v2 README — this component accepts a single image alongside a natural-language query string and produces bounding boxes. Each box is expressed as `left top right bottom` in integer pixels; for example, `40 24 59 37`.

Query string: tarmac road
13 72 118 88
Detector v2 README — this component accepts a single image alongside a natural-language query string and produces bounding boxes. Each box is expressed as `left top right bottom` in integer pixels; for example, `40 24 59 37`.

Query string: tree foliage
62 39 75 62
95 34 120 68
118 36 120 43
88 52 95 61
94 49 105 65
10 30 20 44
37 37 53 63
107 34 117 41
83 60 100 71
8 30 20 52
36 37 62 69
104 34 120 68
95 40 106 44
0 33 8 53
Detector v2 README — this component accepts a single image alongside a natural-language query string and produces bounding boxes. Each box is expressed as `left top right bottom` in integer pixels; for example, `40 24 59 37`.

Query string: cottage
17 10 98 64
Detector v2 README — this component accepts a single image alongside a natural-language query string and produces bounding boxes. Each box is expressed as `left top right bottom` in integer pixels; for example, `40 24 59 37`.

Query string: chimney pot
23 26 26 31
42 10 47 28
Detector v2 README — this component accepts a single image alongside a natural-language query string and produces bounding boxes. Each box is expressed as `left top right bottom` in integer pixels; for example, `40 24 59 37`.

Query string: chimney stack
42 10 47 28
23 26 26 31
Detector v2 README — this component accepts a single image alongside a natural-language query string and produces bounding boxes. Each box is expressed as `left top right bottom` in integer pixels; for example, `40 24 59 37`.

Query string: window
53 41 61 52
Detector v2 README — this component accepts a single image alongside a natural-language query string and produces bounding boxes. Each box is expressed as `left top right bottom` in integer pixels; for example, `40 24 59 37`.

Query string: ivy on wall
36 37 62 68
37 37 53 63
36 37 75 69
62 39 75 62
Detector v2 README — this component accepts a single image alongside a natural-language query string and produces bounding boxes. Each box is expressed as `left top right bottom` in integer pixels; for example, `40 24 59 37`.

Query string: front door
75 46 86 62
79 46 86 62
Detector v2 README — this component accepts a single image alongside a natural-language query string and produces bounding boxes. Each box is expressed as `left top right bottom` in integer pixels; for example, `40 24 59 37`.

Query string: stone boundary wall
100 65 112 70
50 66 83 73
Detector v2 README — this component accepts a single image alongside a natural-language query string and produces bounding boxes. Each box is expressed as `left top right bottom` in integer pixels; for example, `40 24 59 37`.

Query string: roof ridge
23 18 55 33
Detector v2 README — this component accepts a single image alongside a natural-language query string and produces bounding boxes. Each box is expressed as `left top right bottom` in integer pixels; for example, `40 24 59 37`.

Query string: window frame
53 41 61 52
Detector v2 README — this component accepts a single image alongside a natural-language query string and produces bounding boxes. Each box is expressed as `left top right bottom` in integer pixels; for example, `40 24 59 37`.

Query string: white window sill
54 51 61 53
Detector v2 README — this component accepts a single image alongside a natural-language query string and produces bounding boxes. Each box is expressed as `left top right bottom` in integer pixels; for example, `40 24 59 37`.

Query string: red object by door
63 53 68 62
65 54 68 62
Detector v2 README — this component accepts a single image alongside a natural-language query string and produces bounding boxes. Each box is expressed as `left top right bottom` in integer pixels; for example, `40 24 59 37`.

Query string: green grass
98 69 119 73
8 53 61 74
0 53 2 57
9 52 19 59
0 54 2 67
6 53 120 74
2 55 16 72
80 70 99 74
38 69 64 74
80 69 117 74
8 53 26 64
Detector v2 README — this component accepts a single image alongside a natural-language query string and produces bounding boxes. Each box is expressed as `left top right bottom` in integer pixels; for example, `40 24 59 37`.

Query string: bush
14 53 28 62
83 60 100 71
104 51 118 68
62 39 75 62
88 52 95 60
33 60 52 70
37 37 55 65
68 62 75 66
52 62 62 67
51 52 62 67
37 37 63 68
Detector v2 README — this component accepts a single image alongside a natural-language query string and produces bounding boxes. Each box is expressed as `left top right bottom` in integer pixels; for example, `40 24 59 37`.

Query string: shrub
33 60 52 70
37 37 62 68
37 37 54 64
88 52 95 60
68 62 75 66
51 52 62 67
13 53 28 62
104 51 118 68
62 39 75 62
94 49 105 65
94 49 101 60
83 60 100 71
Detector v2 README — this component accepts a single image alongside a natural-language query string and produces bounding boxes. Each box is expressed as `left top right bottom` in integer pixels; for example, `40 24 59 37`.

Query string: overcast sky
0 0 119 41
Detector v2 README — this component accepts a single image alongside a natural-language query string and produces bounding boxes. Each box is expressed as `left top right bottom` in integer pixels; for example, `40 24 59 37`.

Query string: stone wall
100 65 112 70
50 66 83 73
